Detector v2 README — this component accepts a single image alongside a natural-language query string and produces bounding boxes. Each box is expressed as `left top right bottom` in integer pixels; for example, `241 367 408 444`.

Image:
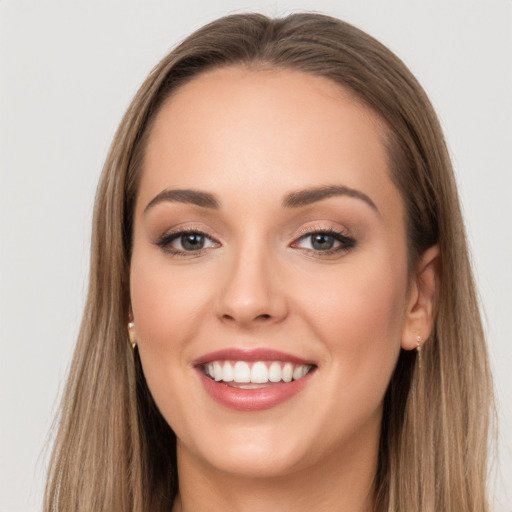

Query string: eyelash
291 227 356 256
155 227 356 257
155 229 219 257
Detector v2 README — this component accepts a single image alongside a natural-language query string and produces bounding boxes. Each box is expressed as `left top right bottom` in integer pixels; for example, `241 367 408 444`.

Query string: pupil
312 234 334 250
182 233 204 251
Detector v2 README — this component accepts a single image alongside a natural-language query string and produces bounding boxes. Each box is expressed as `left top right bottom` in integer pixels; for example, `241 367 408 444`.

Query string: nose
215 242 289 328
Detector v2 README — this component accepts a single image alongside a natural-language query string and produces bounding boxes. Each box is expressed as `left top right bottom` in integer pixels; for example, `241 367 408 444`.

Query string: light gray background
1 1 511 511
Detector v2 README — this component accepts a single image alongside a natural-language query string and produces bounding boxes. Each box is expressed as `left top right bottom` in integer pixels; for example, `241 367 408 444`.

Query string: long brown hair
44 13 493 511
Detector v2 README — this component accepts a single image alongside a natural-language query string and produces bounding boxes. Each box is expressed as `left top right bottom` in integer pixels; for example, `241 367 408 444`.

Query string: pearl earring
128 321 136 349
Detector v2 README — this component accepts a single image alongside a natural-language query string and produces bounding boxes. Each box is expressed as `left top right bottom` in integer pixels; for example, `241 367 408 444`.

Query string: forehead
139 66 399 217
149 66 387 147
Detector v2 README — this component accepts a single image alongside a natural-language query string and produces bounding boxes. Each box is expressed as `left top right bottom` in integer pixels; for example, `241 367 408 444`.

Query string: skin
129 67 438 512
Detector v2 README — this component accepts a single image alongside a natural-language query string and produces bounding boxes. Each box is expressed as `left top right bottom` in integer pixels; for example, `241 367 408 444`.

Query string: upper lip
192 348 316 367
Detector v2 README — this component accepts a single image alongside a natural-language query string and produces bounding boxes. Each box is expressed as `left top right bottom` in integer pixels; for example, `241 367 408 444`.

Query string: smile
194 349 317 411
203 360 313 387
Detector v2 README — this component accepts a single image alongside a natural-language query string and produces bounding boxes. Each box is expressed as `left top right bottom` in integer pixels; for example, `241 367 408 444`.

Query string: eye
307 233 337 251
178 232 209 251
291 229 355 254
156 230 219 255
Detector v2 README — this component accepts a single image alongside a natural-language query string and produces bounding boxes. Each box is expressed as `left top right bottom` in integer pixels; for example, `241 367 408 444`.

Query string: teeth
204 360 312 384
292 365 308 380
268 361 282 382
222 361 234 382
282 362 293 383
234 361 251 383
251 361 269 384
213 361 223 381
292 365 303 380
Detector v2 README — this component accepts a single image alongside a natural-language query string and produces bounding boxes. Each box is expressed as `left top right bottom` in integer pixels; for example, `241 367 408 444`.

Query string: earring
416 335 422 369
128 321 136 349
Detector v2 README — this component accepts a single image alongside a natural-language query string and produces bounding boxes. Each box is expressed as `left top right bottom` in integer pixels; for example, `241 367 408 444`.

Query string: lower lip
197 369 313 411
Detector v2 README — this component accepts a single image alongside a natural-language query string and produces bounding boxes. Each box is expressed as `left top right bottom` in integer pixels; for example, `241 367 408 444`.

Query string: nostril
221 312 272 324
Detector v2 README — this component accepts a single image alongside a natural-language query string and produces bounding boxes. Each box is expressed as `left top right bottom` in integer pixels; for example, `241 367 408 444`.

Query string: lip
192 347 315 366
193 348 316 412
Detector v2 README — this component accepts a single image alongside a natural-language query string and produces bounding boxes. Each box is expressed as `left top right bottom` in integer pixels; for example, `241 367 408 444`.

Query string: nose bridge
216 230 287 326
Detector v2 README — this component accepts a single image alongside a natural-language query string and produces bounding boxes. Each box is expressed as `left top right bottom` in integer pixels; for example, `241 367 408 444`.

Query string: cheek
129 252 207 401
130 253 211 352
129 258 207 432
299 253 408 397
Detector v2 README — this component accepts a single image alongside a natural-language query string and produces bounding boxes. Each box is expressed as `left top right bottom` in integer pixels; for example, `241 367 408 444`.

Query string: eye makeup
155 228 220 257
290 225 356 257
153 224 356 260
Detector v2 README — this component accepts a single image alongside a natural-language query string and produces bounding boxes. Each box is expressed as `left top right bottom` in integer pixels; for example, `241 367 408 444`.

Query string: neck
172 421 379 512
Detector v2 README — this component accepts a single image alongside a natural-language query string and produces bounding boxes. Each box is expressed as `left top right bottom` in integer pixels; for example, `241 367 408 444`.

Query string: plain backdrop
1 1 511 511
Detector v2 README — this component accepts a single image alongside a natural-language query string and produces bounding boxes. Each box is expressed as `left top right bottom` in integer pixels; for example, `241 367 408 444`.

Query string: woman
44 13 493 511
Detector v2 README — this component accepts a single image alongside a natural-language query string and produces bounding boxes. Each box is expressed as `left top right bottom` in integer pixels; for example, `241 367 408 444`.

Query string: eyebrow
144 184 378 214
144 188 220 213
282 185 379 213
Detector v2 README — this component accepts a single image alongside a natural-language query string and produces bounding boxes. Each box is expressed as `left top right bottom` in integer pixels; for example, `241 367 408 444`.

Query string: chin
193 438 310 479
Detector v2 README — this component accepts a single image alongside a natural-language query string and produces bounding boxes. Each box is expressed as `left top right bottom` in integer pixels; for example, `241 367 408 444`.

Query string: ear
401 245 440 351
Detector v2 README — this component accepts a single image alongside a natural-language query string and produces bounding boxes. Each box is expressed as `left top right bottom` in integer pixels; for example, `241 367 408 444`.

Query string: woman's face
130 67 416 477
